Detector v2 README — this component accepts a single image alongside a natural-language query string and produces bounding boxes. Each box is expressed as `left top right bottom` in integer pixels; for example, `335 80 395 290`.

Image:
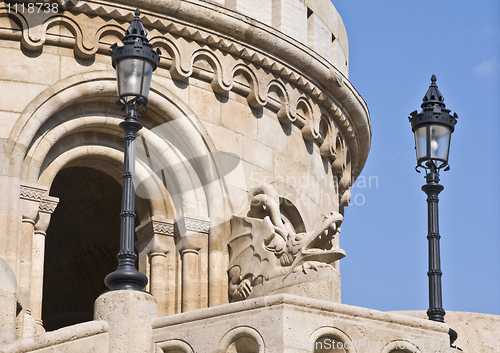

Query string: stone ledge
0 320 108 353
152 294 452 353
152 293 449 334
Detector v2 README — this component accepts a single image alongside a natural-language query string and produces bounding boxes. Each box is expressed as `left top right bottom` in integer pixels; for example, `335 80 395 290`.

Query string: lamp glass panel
139 60 154 99
429 124 451 162
116 57 146 98
414 125 428 162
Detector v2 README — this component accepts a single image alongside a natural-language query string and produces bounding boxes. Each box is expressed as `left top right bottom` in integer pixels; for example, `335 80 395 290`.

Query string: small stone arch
156 339 194 353
307 327 356 353
218 326 265 353
380 340 421 353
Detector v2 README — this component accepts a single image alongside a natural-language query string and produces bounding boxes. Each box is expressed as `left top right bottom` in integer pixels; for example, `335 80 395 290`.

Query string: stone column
149 252 167 308
136 219 176 317
177 217 209 313
180 248 200 312
31 196 58 335
17 183 48 338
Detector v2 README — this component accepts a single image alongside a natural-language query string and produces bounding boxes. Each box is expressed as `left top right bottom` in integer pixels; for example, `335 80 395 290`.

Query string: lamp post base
105 266 148 291
426 307 445 323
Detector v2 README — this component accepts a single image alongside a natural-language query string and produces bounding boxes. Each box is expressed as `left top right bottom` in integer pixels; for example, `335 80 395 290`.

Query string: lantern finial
124 8 148 42
422 75 445 109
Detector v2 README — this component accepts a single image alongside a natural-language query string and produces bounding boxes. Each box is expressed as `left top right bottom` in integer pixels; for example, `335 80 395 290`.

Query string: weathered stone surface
0 321 108 353
94 291 157 353
228 184 345 302
152 294 455 353
0 258 18 344
392 310 500 353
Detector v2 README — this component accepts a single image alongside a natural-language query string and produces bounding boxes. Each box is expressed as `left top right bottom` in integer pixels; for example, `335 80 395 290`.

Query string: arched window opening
42 167 122 331
314 336 346 353
226 336 260 353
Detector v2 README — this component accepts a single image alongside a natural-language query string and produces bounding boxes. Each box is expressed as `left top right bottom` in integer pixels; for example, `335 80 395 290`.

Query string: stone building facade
0 0 496 352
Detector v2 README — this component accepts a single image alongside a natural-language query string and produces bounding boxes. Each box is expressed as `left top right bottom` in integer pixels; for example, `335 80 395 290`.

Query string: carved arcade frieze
0 0 357 205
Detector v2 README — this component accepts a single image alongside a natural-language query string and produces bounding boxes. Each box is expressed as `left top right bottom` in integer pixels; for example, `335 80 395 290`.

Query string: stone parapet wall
0 321 108 353
391 310 500 353
153 294 456 353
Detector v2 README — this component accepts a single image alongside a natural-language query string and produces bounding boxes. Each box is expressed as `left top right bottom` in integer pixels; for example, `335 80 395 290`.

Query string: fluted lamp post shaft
422 166 445 322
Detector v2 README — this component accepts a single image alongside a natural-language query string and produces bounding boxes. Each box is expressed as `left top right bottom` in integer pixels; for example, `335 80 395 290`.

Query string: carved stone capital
136 218 175 244
19 183 48 221
34 196 59 233
149 252 168 259
38 196 59 215
178 233 206 254
19 183 47 202
175 216 210 237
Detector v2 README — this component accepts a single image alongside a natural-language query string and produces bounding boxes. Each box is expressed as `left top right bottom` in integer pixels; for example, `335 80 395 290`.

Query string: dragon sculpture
228 185 345 301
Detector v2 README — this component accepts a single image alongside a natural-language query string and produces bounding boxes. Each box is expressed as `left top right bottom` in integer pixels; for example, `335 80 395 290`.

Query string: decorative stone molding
381 340 421 353
34 196 59 233
19 183 47 202
38 196 59 215
19 183 49 221
136 219 175 244
0 0 369 184
175 216 210 237
153 221 175 236
184 217 210 234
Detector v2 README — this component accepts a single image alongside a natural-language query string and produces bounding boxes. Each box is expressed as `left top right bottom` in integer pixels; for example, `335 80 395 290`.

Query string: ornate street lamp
105 9 160 291
409 75 458 328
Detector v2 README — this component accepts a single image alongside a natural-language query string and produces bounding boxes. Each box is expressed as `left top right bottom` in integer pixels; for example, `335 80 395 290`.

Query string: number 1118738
7 2 59 13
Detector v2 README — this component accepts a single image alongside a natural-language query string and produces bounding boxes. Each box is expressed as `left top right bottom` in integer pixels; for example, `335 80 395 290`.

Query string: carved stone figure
228 185 345 301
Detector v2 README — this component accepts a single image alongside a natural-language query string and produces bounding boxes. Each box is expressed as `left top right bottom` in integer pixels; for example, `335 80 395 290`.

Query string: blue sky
331 1 500 315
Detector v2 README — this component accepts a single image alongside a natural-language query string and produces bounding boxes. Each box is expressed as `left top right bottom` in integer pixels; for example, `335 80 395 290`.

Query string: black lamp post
105 9 160 291
409 75 458 323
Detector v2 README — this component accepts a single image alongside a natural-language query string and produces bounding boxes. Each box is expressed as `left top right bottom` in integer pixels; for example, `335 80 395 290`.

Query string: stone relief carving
228 185 345 301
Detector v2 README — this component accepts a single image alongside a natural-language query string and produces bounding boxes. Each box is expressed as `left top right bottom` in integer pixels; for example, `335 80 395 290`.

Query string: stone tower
0 1 488 352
